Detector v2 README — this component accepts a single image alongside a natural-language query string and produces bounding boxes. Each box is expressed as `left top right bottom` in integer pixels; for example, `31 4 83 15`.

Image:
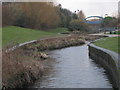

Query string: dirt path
89 33 120 37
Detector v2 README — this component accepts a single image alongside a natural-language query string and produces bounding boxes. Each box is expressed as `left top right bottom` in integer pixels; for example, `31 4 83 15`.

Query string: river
30 45 112 88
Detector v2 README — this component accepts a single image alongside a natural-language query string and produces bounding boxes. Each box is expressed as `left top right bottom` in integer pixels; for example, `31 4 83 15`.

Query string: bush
101 16 117 28
113 32 116 34
2 48 43 88
110 31 112 34
68 19 89 32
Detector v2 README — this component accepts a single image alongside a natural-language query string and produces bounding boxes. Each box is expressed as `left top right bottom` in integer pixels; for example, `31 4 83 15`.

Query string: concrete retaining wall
88 44 119 88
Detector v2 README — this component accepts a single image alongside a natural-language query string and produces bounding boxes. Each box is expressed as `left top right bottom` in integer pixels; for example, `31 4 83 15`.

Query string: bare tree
2 2 61 29
77 10 85 20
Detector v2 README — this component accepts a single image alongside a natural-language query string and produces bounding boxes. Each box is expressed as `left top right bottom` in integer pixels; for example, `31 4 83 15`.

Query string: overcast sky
57 0 119 17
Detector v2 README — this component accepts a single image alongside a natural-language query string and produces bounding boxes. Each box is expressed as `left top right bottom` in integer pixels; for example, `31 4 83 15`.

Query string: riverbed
30 45 112 88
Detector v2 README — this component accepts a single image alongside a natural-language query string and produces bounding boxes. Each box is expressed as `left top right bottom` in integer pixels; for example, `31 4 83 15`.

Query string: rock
40 53 48 59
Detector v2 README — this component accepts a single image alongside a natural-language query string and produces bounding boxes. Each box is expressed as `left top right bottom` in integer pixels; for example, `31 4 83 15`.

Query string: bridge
85 16 103 24
84 16 117 31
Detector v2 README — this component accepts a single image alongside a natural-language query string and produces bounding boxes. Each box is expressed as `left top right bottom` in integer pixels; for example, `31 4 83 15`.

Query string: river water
31 45 112 88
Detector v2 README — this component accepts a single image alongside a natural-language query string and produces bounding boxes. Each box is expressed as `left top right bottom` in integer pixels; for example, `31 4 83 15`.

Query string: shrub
113 32 116 34
110 31 112 34
2 48 43 88
68 19 89 32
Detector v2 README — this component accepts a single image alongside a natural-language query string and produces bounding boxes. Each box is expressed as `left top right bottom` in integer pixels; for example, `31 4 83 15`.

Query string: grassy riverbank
2 34 104 88
2 26 68 47
22 35 104 51
93 37 119 54
2 25 104 88
2 35 84 88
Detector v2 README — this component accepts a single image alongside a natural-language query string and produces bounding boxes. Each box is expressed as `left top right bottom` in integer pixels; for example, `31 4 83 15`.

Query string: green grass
93 37 119 54
49 28 69 33
2 26 69 47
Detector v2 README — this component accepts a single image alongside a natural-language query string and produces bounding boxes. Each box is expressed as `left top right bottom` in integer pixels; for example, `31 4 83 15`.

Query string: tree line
101 16 118 28
3 2 61 29
2 2 90 32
